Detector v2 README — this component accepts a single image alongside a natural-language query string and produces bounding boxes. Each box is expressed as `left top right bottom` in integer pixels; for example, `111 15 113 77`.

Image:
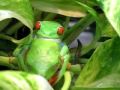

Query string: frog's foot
59 56 71 67
48 73 58 86
49 70 72 90
67 63 72 70
48 62 71 86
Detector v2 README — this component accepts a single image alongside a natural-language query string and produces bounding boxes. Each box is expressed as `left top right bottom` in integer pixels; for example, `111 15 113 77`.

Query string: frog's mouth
40 37 61 43
34 35 61 43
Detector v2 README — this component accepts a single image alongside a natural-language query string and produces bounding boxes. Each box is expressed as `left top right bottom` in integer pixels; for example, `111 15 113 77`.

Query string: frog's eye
57 27 64 35
35 21 41 30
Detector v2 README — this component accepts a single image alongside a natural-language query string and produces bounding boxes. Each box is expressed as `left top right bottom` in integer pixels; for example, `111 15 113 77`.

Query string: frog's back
25 38 61 79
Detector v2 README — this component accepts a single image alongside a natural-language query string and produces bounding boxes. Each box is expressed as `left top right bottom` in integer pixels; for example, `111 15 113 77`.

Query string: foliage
0 0 120 90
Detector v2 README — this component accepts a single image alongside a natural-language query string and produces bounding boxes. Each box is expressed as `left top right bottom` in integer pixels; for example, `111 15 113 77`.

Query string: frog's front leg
57 45 70 82
13 45 29 71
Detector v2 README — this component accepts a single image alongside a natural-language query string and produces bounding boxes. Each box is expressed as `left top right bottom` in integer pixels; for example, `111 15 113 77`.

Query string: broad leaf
0 0 34 30
0 71 53 90
101 22 117 37
96 0 120 36
30 0 87 17
73 37 120 88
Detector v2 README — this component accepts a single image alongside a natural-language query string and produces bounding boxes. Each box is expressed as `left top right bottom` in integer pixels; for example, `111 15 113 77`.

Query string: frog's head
34 21 64 39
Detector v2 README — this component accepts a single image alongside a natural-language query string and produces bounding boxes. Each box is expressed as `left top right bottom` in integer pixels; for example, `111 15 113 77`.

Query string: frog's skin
13 21 70 81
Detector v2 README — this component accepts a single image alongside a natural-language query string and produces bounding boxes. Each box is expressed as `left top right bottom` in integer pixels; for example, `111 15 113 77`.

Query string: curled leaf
96 0 120 36
0 0 34 30
31 0 86 17
0 71 53 90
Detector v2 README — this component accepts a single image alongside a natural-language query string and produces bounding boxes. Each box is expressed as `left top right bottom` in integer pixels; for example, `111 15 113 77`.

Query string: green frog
14 21 70 82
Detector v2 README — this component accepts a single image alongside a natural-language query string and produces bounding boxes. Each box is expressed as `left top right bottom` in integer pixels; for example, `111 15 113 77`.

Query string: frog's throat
36 36 61 43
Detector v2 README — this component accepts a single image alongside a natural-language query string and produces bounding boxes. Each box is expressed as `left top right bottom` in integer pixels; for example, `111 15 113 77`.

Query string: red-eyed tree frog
13 21 70 83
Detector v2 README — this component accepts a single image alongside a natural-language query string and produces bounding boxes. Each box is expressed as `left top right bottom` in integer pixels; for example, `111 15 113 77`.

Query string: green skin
13 21 70 81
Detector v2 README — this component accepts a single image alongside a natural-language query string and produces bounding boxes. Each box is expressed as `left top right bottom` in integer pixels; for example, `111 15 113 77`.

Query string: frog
13 21 70 83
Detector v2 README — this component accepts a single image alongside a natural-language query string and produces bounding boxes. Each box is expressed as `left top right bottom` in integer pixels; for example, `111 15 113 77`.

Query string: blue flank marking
60 42 64 48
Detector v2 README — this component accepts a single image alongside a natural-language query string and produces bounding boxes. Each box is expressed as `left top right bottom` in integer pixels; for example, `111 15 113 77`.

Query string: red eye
57 27 64 35
35 21 41 30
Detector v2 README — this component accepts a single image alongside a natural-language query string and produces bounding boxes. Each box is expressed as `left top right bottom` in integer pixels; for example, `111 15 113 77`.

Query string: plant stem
44 13 56 20
34 9 43 20
0 51 8 56
0 56 17 69
80 58 88 64
0 19 11 32
64 17 70 31
63 14 94 45
61 71 71 90
0 34 22 44
70 64 81 74
5 22 23 35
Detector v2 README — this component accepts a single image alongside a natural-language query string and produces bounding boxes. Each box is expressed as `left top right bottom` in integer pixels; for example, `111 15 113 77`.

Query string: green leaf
0 0 34 30
30 0 87 17
73 37 120 88
96 0 120 36
75 0 100 22
101 21 117 37
0 71 53 90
